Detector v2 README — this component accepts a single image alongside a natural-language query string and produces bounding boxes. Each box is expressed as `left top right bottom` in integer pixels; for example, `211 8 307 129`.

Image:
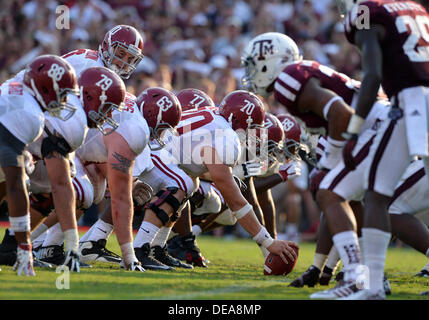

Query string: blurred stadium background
1 0 428 243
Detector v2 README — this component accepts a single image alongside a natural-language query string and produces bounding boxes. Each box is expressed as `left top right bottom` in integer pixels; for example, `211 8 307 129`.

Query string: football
264 245 299 276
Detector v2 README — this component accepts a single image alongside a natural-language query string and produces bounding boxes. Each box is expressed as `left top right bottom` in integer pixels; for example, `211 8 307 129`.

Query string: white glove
128 261 146 272
63 250 80 272
278 161 301 181
132 179 154 206
232 161 264 179
13 244 36 276
23 151 35 176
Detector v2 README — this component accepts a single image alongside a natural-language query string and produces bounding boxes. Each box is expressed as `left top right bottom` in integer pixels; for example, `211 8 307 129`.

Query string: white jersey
0 82 44 145
62 49 104 76
5 49 104 85
132 145 154 177
158 106 242 178
27 94 88 159
77 93 150 164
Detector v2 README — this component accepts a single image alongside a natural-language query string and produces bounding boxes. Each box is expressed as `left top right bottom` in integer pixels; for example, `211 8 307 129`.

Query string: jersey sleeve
132 145 153 177
213 128 242 168
114 108 150 157
63 49 103 77
274 63 309 112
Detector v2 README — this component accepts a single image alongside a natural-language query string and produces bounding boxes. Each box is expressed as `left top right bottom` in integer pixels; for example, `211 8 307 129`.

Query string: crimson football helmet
264 113 285 163
219 90 265 132
99 25 144 79
176 88 215 112
137 87 182 150
79 67 126 135
23 55 79 121
276 114 304 161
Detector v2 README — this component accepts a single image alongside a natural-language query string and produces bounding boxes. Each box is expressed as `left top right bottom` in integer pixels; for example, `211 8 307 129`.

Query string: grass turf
0 228 428 300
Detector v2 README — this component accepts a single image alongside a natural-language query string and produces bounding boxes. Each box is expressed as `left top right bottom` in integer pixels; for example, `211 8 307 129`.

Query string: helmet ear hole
262 66 267 72
42 87 49 94
38 64 45 72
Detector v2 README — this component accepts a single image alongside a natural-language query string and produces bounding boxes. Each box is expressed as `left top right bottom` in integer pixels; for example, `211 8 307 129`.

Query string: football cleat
33 258 53 268
168 234 208 267
151 245 193 269
310 281 362 300
338 289 386 300
289 265 321 288
0 229 18 255
39 244 91 268
420 290 429 296
335 270 344 282
319 266 334 286
135 243 174 271
383 274 392 296
38 245 66 266
0 250 17 266
79 240 122 264
415 269 429 277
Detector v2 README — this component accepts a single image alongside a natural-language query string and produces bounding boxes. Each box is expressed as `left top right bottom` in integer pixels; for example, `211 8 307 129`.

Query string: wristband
9 215 30 232
323 96 344 120
232 203 253 219
346 114 365 135
253 226 275 248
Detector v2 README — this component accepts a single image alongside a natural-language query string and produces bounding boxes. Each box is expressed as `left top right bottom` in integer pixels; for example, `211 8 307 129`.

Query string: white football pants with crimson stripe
137 151 198 199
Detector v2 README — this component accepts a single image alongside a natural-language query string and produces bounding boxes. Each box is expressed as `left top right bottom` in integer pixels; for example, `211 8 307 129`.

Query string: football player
25 25 146 268
0 55 81 275
339 0 429 299
132 90 298 270
241 31 391 299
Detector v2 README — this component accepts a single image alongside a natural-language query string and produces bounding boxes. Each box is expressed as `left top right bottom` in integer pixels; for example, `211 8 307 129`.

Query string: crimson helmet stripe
151 154 188 194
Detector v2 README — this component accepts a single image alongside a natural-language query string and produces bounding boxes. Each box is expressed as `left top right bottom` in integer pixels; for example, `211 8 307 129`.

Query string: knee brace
147 187 181 225
30 193 54 217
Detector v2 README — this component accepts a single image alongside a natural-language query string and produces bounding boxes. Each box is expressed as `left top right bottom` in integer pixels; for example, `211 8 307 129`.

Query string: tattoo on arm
111 152 132 174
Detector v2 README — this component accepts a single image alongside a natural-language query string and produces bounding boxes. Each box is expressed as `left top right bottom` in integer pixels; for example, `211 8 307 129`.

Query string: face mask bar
30 77 78 121
88 102 121 135
241 57 257 92
107 42 144 79
149 122 178 151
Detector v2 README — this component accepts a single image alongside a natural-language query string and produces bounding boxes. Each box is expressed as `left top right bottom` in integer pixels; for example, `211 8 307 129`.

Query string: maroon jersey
273 60 360 131
345 0 429 98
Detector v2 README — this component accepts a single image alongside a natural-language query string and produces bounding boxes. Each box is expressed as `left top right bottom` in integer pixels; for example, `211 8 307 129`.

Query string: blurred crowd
1 0 428 241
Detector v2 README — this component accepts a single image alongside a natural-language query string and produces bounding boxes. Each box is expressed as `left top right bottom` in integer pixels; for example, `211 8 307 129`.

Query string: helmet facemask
148 122 178 151
82 86 123 136
30 78 78 121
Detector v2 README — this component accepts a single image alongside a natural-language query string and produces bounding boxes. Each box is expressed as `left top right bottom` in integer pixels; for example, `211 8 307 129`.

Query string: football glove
13 244 36 276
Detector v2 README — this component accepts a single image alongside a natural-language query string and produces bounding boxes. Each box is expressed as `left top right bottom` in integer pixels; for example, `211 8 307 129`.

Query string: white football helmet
241 32 301 98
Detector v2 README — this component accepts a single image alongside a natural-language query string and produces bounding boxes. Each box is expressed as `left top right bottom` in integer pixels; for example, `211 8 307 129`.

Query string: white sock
362 228 391 293
312 253 327 270
325 246 341 272
426 248 429 258
42 223 64 247
332 231 361 281
9 229 15 236
32 229 49 248
79 219 113 243
151 226 172 247
133 221 159 248
64 228 79 252
192 225 202 237
31 223 49 242
120 242 138 267
87 219 113 242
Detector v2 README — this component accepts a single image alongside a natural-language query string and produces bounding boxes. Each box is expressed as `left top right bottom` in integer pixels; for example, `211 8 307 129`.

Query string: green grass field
0 228 428 300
